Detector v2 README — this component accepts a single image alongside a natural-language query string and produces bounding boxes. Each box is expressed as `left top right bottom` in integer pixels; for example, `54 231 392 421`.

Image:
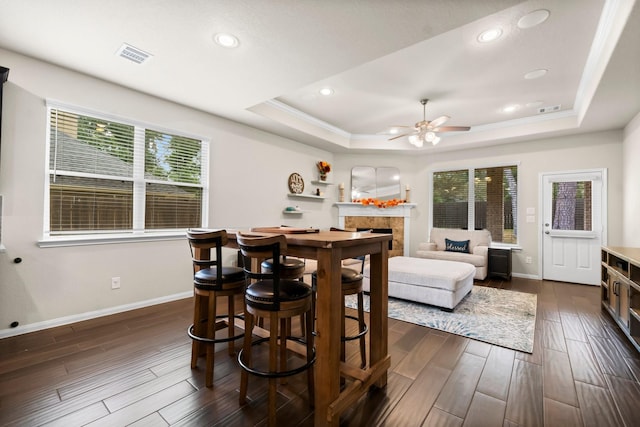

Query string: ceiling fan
389 99 470 147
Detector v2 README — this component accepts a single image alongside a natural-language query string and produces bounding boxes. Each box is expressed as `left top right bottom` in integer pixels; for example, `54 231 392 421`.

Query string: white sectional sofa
415 228 491 280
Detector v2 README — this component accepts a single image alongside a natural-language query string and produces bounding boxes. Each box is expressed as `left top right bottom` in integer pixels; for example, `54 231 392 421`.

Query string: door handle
545 231 550 234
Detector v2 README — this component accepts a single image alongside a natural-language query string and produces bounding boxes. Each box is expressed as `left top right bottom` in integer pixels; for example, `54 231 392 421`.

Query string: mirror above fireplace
351 166 401 201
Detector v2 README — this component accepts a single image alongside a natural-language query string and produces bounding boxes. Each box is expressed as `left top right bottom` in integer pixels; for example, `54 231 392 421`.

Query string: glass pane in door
551 181 592 231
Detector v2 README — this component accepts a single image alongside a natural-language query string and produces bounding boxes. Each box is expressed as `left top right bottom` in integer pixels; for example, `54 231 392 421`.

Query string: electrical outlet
111 276 121 289
525 256 532 264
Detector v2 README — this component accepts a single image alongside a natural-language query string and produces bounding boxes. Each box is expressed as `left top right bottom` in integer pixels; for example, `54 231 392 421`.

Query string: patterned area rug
345 286 537 353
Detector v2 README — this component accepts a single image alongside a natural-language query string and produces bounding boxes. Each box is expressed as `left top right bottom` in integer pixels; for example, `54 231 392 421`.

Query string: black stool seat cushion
261 256 305 271
340 267 363 283
246 279 311 311
312 267 363 283
194 266 245 289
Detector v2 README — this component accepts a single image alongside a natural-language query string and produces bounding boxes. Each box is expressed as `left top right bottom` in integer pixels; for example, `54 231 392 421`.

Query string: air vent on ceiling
537 104 561 114
116 43 152 64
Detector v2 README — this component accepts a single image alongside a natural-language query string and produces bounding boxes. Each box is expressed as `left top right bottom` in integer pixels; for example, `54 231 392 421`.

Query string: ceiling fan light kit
389 99 470 148
408 134 423 147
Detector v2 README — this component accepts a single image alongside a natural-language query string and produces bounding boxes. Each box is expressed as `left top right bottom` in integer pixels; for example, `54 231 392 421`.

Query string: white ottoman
363 256 475 310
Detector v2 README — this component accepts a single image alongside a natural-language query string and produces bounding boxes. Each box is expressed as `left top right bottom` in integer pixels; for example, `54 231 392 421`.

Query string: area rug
345 286 536 353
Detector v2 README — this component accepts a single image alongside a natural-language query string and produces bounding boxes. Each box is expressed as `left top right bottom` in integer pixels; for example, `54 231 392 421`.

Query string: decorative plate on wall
288 172 304 194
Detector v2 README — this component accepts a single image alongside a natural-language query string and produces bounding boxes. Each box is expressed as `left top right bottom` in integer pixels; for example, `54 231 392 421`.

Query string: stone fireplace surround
335 202 416 257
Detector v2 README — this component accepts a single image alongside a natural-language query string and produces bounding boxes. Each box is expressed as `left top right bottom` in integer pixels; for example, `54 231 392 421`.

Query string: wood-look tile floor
1 278 639 426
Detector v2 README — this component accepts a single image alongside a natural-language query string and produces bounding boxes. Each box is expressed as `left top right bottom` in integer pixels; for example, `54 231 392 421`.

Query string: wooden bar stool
236 232 315 427
260 254 308 335
186 229 246 388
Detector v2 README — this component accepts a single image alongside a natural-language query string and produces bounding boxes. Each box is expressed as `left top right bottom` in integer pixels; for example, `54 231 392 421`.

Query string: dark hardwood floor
1 278 639 426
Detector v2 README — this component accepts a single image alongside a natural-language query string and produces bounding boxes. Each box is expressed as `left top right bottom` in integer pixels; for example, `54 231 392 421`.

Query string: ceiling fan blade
427 115 450 129
432 125 471 132
388 132 413 141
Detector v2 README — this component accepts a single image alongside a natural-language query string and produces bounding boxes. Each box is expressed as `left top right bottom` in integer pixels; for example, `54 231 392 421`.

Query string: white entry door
541 169 606 285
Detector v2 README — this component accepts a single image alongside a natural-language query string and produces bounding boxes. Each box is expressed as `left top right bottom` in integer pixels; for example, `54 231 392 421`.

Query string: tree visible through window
432 169 469 229
432 165 518 244
47 107 207 235
551 181 592 231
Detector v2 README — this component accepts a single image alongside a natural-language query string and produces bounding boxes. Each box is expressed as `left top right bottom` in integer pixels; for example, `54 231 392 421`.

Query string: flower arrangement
352 198 404 208
317 161 331 174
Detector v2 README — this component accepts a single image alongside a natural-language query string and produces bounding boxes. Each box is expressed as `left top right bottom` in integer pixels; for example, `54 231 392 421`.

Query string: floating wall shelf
288 194 325 200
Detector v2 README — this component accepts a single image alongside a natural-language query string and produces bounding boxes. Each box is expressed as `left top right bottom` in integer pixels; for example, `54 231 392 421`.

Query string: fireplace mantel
335 202 416 255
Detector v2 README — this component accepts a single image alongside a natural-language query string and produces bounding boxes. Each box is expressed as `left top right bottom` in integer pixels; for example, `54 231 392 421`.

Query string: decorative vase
319 173 327 181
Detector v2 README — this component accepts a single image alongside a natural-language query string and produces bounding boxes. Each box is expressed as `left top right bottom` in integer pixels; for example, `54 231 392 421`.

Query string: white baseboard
0 291 192 339
512 272 541 280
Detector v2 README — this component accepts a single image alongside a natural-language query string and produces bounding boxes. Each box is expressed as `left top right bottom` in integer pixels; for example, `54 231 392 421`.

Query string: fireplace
335 202 416 257
347 218 402 257
357 227 393 250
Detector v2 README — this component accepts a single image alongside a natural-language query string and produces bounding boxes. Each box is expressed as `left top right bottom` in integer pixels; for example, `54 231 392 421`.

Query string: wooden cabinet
488 247 512 280
601 246 640 352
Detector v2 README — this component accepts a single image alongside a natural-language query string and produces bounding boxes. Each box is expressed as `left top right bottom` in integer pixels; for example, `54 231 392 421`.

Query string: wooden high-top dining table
227 228 391 426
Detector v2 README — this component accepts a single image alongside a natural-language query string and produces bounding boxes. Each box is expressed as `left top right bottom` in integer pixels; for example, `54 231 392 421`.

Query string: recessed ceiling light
389 128 400 135
518 9 550 29
524 69 548 79
213 33 239 48
477 27 503 43
502 104 520 113
319 87 334 96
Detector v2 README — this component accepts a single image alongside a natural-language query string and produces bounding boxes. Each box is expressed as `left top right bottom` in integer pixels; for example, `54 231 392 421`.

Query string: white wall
0 49 334 335
623 111 640 246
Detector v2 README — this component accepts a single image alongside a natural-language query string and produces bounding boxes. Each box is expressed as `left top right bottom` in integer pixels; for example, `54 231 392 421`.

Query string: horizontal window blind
50 110 134 178
49 176 133 232
432 169 469 229
47 106 207 236
474 166 518 244
432 165 518 244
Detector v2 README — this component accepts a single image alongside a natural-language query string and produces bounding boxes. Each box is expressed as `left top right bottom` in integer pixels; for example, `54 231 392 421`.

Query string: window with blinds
432 165 518 244
432 169 469 229
47 106 207 235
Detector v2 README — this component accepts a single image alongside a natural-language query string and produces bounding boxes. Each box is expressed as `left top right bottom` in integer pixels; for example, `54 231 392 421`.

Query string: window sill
37 232 186 248
490 243 522 251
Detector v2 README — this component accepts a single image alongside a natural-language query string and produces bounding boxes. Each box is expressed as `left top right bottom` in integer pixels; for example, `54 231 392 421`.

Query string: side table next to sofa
488 247 512 280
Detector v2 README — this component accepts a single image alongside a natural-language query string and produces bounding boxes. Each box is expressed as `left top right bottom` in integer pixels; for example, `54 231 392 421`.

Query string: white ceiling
1 0 638 153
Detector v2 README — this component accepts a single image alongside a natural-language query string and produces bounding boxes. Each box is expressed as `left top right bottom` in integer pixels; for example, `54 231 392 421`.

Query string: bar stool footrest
342 314 368 342
187 313 245 344
238 336 316 378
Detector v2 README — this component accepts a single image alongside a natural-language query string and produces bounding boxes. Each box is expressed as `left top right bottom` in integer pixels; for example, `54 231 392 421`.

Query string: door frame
537 168 608 282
